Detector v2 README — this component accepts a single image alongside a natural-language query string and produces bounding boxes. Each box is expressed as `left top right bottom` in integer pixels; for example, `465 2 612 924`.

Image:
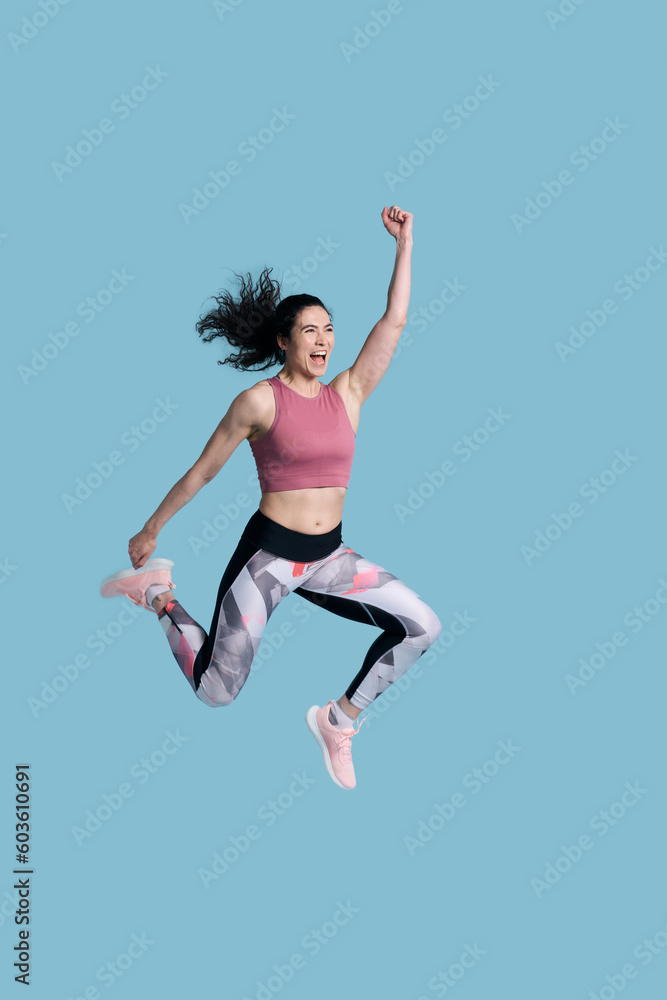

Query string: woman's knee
195 673 244 708
414 603 442 650
194 641 255 705
196 686 233 708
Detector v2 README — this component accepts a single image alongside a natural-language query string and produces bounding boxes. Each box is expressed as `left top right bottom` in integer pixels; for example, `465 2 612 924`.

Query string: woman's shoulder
246 375 276 393
241 376 275 397
231 378 276 433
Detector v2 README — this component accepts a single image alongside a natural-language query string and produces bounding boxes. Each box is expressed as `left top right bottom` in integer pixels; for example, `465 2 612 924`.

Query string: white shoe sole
100 559 175 590
305 705 349 790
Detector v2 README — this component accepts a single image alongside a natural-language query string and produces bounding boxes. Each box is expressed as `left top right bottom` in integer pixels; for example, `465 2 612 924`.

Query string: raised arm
347 205 413 406
128 386 263 568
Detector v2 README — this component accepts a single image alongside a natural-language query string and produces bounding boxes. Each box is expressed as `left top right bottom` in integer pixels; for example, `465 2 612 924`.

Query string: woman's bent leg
192 536 310 707
154 510 345 708
296 545 442 710
155 532 275 707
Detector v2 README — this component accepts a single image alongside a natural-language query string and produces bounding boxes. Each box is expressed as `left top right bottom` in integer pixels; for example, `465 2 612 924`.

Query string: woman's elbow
187 464 215 489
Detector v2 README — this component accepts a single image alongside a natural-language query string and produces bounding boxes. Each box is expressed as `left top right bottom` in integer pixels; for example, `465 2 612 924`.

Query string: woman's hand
128 527 157 569
381 205 413 242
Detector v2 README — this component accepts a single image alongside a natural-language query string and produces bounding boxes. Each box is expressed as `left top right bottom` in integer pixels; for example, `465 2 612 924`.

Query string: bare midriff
259 486 347 534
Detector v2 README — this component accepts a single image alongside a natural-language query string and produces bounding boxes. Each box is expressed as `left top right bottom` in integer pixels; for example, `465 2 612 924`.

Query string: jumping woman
100 205 442 789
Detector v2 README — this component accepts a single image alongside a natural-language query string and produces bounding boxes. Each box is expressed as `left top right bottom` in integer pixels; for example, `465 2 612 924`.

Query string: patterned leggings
157 508 442 710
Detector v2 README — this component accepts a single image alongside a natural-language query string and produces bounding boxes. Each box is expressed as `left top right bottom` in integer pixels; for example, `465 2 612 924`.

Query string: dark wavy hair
195 267 332 372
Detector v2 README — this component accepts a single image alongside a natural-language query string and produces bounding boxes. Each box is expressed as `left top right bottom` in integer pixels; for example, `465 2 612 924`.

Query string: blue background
3 0 667 997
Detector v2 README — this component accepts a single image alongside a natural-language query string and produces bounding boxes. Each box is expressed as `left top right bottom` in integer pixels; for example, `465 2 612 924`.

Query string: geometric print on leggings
157 600 206 694
195 543 442 711
292 546 441 709
195 548 300 708
155 540 442 711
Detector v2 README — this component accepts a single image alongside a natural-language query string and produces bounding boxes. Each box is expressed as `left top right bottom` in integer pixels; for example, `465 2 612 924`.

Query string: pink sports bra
249 375 356 492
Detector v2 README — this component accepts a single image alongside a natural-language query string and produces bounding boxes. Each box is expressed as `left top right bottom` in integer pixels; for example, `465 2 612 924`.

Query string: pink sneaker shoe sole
100 559 175 612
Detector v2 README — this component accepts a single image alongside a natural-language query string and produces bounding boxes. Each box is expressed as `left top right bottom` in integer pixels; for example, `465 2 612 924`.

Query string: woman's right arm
128 387 264 568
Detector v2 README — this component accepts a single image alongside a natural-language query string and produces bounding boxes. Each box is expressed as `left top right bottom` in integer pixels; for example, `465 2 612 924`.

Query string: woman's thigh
295 544 441 644
196 542 305 704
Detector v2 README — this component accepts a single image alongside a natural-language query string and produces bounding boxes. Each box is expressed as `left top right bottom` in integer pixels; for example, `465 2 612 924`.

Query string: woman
100 205 442 790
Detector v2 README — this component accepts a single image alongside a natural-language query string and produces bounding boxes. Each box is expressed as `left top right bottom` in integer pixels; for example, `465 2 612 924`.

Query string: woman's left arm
348 205 413 405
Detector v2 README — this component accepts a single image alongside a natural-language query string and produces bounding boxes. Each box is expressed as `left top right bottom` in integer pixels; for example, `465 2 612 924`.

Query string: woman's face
279 306 334 376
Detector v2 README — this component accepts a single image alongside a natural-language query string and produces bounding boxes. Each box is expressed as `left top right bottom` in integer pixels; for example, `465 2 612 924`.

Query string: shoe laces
334 715 366 764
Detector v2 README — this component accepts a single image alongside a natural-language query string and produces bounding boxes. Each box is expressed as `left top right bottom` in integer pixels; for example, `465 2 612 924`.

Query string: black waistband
241 508 343 562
